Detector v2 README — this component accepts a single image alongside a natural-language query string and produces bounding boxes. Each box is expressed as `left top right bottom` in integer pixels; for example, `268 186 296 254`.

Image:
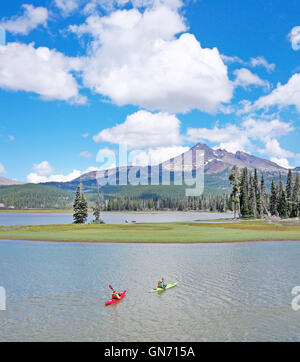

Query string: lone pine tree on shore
73 184 88 224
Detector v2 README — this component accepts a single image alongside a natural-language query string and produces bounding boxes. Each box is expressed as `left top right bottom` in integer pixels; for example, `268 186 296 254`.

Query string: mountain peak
67 143 288 184
192 143 212 151
182 143 287 174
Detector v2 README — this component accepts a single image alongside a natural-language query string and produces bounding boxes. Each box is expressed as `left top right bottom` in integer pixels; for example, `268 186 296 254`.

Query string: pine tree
229 166 240 218
240 167 249 218
256 187 262 218
270 180 277 216
254 169 262 218
73 186 82 224
260 174 268 216
279 189 288 219
93 186 103 223
248 173 256 218
80 194 89 223
286 169 293 216
277 174 284 216
291 173 300 218
73 185 88 224
275 183 280 214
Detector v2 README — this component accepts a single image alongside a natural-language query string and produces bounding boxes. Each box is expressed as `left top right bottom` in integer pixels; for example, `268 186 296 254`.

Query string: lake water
0 211 233 226
0 240 300 341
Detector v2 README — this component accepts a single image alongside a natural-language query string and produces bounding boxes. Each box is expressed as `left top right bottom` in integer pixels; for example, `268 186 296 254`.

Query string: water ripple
1 240 300 341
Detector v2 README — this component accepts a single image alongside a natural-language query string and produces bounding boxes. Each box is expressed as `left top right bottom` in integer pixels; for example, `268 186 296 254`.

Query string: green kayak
150 282 178 293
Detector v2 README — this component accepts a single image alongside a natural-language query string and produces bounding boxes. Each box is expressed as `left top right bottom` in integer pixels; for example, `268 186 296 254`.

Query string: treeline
229 167 300 219
269 170 300 218
99 194 231 212
0 184 73 209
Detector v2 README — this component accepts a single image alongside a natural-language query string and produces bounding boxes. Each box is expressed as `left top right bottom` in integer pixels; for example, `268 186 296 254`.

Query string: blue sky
0 0 299 182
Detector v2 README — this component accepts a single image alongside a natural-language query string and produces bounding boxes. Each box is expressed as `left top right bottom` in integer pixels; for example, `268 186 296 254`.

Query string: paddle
109 285 126 298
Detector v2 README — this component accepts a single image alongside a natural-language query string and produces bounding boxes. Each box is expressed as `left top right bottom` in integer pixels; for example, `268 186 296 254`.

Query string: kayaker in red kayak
109 285 122 299
157 277 167 289
112 289 121 300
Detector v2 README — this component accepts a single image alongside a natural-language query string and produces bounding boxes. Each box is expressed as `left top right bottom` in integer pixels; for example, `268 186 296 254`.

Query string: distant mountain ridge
164 143 286 174
76 143 287 184
0 143 296 208
44 143 288 198
0 177 24 186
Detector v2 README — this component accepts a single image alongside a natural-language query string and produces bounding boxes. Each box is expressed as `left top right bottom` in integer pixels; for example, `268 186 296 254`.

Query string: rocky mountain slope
76 143 287 184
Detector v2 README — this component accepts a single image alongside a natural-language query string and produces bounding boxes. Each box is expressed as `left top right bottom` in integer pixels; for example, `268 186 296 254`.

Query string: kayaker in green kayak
157 277 167 289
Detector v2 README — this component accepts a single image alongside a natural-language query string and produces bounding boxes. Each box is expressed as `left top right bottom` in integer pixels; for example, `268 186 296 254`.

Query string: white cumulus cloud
93 110 182 148
28 161 105 183
222 54 275 73
289 26 300 51
0 4 48 35
241 118 294 141
85 0 183 13
187 118 294 155
27 164 106 183
253 73 300 112
129 146 189 166
0 42 85 104
27 169 82 183
70 5 233 113
54 0 80 15
270 157 292 169
233 68 270 90
259 139 295 159
33 161 54 176
249 56 275 73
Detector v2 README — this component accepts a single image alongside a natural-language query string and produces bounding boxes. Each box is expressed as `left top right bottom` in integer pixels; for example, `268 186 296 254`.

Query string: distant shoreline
0 209 233 214
0 221 299 244
0 209 75 213
2 239 300 245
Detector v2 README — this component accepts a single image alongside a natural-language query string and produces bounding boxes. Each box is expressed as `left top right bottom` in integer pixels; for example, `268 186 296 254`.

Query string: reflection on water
0 211 233 226
0 240 300 341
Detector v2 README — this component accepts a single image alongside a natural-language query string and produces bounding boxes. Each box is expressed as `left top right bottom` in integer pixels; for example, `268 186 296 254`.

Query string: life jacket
158 281 164 288
112 291 120 299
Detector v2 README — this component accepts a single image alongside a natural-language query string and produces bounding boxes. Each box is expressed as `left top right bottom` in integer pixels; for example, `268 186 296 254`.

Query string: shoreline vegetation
0 220 300 244
0 209 233 214
229 167 300 219
0 208 75 213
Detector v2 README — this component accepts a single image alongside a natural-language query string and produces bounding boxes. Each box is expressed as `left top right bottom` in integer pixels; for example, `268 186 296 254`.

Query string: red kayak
105 291 127 306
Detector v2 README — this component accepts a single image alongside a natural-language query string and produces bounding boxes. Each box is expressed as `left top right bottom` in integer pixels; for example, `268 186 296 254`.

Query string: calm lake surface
0 240 300 341
0 211 233 226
